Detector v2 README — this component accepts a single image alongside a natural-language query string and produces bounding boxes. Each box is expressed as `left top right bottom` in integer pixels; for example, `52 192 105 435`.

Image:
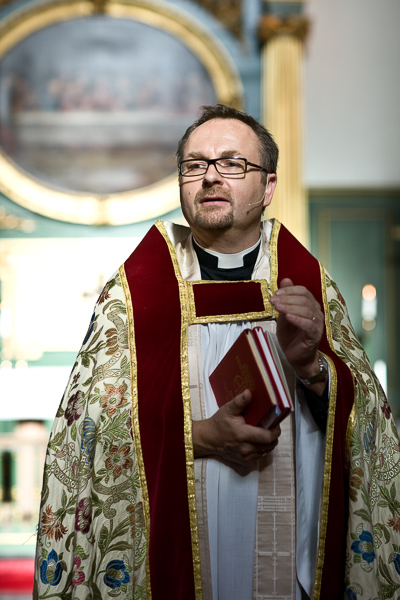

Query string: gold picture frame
0 0 243 224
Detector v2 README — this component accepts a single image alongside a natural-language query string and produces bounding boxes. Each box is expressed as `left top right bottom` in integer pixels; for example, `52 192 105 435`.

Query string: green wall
309 189 400 418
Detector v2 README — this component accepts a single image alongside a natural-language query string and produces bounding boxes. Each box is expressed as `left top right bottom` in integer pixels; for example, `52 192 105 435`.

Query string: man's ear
263 173 277 208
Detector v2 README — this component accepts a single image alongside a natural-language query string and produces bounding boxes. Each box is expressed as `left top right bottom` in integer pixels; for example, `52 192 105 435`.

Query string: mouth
194 186 233 207
199 195 230 205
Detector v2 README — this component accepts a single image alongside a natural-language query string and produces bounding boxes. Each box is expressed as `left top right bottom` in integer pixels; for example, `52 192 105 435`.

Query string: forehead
184 118 260 159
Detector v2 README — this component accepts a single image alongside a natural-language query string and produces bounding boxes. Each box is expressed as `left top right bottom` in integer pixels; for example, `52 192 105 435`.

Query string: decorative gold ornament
193 0 243 40
258 15 309 43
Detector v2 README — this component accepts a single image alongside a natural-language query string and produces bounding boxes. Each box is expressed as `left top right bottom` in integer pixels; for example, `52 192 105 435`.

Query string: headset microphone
248 175 269 206
247 193 266 207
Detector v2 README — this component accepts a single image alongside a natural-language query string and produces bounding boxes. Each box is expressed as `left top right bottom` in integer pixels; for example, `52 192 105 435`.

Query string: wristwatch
296 354 328 386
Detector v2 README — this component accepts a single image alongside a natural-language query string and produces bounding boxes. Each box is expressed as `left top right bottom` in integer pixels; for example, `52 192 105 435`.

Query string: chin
194 212 234 230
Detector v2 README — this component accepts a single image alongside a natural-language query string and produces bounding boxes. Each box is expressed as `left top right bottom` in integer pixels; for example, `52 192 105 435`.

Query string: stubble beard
192 187 234 230
193 207 234 230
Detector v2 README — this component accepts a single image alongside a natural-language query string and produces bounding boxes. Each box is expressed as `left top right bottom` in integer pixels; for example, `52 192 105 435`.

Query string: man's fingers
279 277 294 289
225 389 252 415
243 423 281 447
229 425 281 464
193 391 282 466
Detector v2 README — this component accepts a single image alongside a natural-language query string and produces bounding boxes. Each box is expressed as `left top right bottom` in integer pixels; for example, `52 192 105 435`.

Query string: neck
190 226 262 254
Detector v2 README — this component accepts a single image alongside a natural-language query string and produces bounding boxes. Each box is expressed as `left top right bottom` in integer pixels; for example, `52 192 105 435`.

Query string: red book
209 327 293 428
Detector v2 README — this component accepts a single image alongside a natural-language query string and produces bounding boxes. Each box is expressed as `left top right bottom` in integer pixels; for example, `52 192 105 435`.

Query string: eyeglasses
178 157 267 177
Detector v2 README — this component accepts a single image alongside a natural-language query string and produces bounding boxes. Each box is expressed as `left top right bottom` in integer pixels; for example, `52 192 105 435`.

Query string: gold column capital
258 14 309 43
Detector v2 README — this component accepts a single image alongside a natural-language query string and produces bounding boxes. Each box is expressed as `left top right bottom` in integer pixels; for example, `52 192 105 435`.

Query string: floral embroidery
349 467 363 503
340 325 355 350
39 549 64 585
105 443 132 480
363 408 377 456
327 272 400 597
97 279 115 305
41 505 67 542
126 504 136 538
104 558 130 589
75 497 92 534
381 397 392 419
81 416 96 468
345 588 358 600
82 312 97 345
393 553 400 576
64 391 85 426
72 556 85 587
387 515 400 533
34 270 149 598
351 527 375 569
101 382 128 416
105 327 120 355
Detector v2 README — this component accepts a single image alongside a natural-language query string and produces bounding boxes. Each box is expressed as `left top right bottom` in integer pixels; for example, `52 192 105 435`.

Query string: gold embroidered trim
345 383 357 471
155 220 203 599
320 263 334 352
155 220 183 284
313 264 337 599
320 261 357 472
312 352 337 600
119 264 152 600
314 264 358 598
269 218 280 296
320 264 357 472
186 279 273 324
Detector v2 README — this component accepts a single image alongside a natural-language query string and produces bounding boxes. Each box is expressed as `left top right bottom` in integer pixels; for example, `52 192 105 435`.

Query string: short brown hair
176 104 279 176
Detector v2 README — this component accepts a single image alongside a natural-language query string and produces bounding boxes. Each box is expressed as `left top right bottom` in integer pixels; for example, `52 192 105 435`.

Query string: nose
203 162 223 184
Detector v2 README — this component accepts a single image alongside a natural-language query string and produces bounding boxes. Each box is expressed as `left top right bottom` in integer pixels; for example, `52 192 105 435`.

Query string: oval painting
0 16 217 195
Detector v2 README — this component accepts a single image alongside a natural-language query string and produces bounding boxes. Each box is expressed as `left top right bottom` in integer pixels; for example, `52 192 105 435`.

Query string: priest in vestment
34 105 400 600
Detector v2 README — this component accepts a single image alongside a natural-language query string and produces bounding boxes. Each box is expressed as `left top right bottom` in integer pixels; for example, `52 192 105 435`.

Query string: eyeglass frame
178 156 268 177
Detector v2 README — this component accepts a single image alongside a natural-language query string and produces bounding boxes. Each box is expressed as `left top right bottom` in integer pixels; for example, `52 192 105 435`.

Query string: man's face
179 119 274 248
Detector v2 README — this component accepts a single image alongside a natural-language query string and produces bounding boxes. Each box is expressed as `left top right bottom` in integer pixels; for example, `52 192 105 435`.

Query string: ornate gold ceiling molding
258 14 309 43
0 0 243 225
193 0 242 40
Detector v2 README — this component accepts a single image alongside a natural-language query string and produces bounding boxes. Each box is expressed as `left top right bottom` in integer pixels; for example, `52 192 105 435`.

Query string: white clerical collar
193 237 261 268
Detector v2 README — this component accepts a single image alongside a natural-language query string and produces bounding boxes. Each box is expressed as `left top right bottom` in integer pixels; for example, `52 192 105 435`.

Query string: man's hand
270 277 327 395
192 389 281 466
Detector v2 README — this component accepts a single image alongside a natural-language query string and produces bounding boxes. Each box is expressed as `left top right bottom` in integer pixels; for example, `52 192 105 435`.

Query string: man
34 105 400 600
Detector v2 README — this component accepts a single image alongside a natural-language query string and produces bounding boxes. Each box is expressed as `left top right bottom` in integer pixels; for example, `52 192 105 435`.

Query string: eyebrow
185 150 240 159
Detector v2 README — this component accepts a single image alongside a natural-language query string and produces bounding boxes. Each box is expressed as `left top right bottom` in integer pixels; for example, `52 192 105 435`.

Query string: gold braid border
186 279 272 324
155 220 203 600
312 351 337 600
320 264 357 469
312 264 338 599
345 402 357 470
320 265 356 472
269 218 281 296
313 263 356 599
119 263 152 600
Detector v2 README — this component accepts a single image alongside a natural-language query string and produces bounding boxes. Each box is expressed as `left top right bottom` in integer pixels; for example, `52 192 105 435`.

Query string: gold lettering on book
235 357 255 393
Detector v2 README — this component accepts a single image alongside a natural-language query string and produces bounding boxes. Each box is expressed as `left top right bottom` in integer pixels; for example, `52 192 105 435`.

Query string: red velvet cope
124 225 195 599
123 225 267 599
277 224 354 599
193 281 265 317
